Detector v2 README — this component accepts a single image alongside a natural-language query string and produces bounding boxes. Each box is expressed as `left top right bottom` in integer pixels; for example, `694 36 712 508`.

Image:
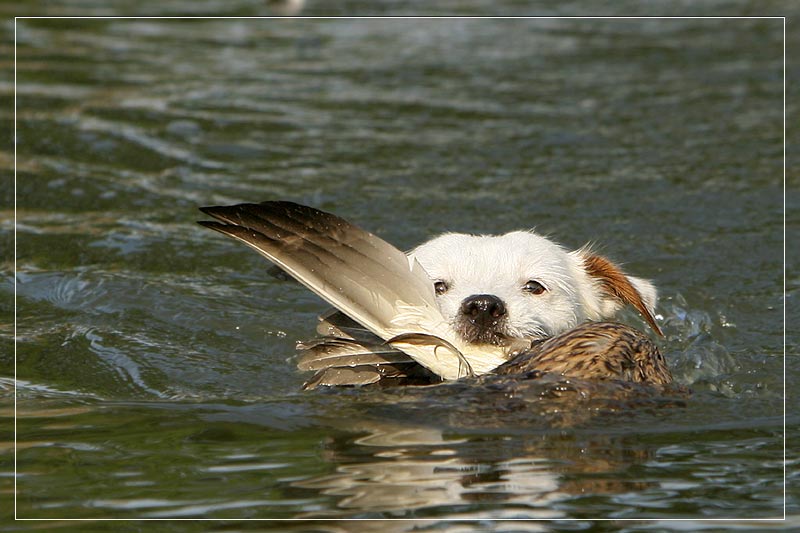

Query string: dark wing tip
196 219 228 232
198 205 233 218
198 204 246 224
199 201 310 223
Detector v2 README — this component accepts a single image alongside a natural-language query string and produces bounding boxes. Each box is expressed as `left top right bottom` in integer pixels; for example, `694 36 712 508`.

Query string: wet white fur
408 231 657 341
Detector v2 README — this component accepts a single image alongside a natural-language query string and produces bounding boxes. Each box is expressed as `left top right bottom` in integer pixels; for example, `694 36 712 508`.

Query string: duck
198 201 672 390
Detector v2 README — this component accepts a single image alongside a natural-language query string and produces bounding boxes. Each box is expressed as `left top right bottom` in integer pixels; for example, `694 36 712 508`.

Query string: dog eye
434 281 449 295
523 280 546 295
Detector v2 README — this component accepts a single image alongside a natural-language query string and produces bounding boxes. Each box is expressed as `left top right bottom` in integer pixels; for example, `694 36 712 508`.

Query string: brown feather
314 309 379 341
302 366 386 389
296 337 413 371
302 362 440 390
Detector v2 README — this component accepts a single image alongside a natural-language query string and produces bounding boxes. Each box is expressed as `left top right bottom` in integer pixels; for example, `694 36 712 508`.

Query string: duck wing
198 201 508 380
297 309 425 388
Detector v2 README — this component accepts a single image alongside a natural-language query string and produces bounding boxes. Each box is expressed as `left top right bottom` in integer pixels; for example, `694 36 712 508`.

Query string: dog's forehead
411 231 571 277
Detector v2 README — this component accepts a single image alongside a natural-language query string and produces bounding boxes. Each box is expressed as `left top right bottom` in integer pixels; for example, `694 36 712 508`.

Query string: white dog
199 202 661 384
408 231 660 347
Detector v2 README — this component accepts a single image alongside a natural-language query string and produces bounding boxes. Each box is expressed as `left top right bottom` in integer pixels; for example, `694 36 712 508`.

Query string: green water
3 6 795 530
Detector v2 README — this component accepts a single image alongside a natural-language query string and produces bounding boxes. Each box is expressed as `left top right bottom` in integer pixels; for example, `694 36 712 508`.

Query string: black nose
460 294 507 327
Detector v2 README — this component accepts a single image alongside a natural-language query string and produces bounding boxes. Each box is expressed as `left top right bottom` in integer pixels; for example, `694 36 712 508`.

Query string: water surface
3 10 792 529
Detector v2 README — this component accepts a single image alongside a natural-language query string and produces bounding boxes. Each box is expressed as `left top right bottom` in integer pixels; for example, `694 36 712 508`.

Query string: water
3 8 794 529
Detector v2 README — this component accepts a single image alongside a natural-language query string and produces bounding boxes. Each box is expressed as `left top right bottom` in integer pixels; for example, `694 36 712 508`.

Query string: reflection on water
294 419 665 518
288 375 688 517
7 368 787 521
298 431 565 517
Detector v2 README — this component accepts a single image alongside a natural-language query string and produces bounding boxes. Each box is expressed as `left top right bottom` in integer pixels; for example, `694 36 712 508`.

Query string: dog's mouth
455 293 512 346
454 320 509 345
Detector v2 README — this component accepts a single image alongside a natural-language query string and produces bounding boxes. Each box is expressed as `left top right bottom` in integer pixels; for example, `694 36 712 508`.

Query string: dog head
408 231 660 345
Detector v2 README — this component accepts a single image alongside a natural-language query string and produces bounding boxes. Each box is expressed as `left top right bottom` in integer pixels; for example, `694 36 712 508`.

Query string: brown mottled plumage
494 321 672 385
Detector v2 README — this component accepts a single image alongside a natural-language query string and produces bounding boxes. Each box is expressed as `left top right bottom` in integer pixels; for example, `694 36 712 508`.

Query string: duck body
495 321 672 385
298 312 672 389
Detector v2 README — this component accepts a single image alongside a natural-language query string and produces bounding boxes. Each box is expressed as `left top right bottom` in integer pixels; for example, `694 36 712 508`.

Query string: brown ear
582 254 663 336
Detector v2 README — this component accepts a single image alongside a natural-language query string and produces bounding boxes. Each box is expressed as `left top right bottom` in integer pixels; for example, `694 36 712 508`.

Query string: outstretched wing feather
199 202 507 379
